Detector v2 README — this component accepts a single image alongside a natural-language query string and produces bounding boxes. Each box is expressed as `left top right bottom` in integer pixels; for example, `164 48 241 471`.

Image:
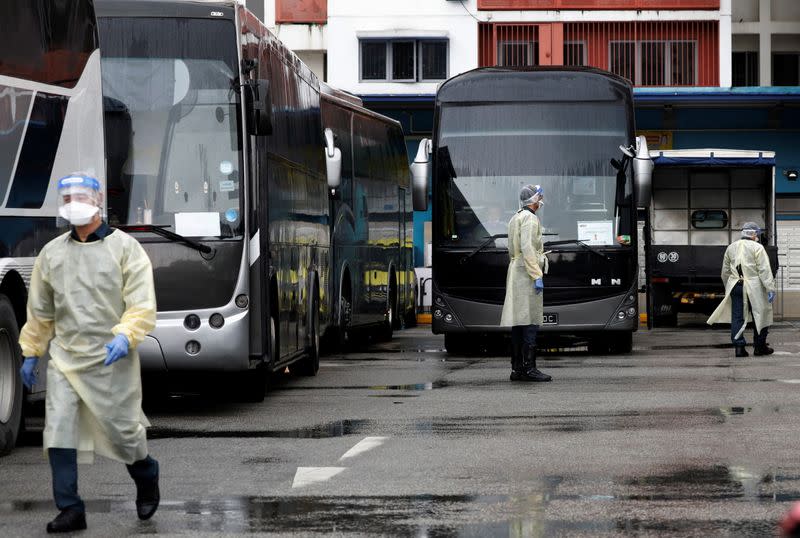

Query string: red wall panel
276 0 327 24
478 0 719 9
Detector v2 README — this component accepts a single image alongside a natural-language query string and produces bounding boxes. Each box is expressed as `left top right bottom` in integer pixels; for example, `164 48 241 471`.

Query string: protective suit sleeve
755 245 776 294
720 245 732 283
520 215 543 281
18 254 55 358
111 239 156 349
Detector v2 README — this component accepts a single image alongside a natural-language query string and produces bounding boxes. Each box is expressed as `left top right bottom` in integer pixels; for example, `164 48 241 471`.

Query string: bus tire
296 288 320 376
336 283 352 350
380 277 397 341
608 333 633 354
0 295 23 456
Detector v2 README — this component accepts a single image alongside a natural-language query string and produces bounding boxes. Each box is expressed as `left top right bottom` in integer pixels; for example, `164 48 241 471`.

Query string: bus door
398 186 408 311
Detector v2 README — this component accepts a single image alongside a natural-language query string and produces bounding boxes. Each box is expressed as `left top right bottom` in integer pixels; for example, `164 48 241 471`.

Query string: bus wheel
0 295 23 456
380 279 397 341
608 333 633 354
296 291 320 376
337 293 352 350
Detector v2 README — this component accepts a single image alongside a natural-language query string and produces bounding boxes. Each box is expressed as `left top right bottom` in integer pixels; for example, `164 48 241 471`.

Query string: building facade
252 0 800 314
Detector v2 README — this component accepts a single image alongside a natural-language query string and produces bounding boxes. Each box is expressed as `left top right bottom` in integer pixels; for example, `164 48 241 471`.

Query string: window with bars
732 51 759 86
359 39 448 82
564 42 586 66
498 41 539 67
609 40 697 86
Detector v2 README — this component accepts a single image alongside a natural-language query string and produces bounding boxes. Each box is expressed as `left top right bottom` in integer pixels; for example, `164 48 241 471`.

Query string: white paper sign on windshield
175 212 221 238
577 220 614 246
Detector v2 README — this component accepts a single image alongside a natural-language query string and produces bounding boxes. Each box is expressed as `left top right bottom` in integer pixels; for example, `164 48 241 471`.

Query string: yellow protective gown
500 209 546 327
19 229 156 464
707 238 775 339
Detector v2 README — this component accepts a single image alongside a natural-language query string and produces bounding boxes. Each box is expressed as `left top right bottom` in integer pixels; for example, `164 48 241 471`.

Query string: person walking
707 222 775 357
18 174 160 533
500 184 552 382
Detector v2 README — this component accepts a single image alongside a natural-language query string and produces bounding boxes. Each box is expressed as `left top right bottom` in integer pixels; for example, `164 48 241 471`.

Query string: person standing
500 184 552 382
18 174 160 533
707 222 776 357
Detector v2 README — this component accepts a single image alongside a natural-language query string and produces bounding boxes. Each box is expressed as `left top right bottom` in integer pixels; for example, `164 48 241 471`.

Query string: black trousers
511 325 539 349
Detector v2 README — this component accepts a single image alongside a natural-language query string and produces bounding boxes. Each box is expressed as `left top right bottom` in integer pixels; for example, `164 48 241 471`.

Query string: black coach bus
95 0 341 399
411 67 654 354
321 86 415 345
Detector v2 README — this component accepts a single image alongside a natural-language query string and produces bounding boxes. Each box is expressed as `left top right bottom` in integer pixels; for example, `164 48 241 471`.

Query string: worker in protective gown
707 222 776 358
18 174 159 533
500 185 552 382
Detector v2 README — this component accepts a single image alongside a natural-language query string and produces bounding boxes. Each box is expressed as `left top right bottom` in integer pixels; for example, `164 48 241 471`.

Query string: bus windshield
436 101 632 248
99 17 243 238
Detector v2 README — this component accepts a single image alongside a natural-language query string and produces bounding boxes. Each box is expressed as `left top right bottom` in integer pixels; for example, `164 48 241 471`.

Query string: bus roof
437 67 633 104
95 0 236 18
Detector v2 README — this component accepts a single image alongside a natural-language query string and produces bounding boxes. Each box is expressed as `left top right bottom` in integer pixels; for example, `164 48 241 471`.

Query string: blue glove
534 278 544 295
20 357 38 389
104 335 129 366
768 291 776 304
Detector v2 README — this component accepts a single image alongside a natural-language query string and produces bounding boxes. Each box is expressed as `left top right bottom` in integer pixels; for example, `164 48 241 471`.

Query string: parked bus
321 85 415 345
0 0 105 454
411 67 654 355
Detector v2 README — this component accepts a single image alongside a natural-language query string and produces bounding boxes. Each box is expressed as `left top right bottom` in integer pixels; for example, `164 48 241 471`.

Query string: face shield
520 184 544 208
741 222 762 241
57 175 101 226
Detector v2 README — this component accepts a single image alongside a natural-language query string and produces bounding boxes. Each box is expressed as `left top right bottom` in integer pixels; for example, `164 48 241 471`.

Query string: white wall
326 0 479 96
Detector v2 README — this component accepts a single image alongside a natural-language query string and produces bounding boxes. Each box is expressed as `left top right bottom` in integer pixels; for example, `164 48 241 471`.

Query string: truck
644 149 778 327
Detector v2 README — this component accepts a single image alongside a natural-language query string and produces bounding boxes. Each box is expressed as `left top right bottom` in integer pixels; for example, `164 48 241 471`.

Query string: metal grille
479 21 719 86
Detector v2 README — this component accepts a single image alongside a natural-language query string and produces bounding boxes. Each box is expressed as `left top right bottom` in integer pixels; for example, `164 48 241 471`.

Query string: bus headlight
184 314 200 331
186 340 201 355
617 311 626 320
444 314 454 323
235 294 249 308
209 313 225 329
626 307 637 318
435 296 445 307
434 309 444 319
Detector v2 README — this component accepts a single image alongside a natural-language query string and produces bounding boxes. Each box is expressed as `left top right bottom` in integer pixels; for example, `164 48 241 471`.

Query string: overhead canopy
651 149 776 167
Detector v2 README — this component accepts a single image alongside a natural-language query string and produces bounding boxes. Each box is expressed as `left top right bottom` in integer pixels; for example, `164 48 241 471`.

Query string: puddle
147 419 373 440
273 381 447 392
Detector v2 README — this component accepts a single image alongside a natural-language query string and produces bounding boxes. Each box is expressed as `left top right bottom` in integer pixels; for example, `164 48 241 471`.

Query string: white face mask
59 202 99 226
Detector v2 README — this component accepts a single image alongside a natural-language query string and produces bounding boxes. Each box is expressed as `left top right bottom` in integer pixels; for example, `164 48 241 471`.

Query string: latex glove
534 278 544 295
768 291 776 304
20 357 38 389
104 335 129 366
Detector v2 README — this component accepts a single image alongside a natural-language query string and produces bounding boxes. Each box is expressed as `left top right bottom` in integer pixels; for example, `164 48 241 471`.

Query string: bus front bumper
431 290 638 334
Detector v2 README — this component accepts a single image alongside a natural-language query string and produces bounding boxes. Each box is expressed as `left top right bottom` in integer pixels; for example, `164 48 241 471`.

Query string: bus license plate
543 313 558 325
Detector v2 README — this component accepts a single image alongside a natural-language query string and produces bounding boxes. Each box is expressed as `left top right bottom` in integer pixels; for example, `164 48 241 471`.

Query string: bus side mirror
411 138 432 211
633 135 653 208
245 79 272 136
324 128 342 191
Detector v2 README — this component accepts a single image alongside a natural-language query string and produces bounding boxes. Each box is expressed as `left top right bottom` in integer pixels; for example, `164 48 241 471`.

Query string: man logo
591 279 601 285
611 278 621 285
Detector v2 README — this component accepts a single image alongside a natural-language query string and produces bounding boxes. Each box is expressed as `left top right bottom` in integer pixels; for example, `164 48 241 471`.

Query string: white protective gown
707 238 775 339
19 229 156 464
500 209 547 327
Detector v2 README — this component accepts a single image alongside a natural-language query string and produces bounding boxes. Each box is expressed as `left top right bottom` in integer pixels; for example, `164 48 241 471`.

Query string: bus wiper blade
459 234 507 264
118 224 214 255
544 239 610 261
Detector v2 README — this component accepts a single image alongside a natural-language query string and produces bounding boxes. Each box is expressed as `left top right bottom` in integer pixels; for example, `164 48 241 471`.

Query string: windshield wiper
459 234 507 264
544 239 610 261
117 224 214 255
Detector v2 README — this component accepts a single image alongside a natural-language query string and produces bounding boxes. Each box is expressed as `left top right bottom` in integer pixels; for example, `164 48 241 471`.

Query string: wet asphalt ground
3 319 800 536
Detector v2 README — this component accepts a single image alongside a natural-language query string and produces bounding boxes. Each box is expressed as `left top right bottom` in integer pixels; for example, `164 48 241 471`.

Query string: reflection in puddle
148 419 373 440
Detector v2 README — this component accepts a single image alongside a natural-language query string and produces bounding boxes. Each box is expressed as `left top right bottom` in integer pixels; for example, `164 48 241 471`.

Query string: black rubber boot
735 345 749 357
754 344 774 356
131 460 160 521
509 339 526 381
46 508 87 533
521 345 552 382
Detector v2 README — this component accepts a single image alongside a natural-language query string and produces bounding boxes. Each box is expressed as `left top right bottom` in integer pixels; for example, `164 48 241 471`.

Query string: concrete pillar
759 0 772 85
719 0 732 87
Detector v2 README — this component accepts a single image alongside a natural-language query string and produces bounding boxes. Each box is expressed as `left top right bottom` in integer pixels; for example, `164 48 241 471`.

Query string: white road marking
773 351 793 355
339 436 389 461
291 467 346 488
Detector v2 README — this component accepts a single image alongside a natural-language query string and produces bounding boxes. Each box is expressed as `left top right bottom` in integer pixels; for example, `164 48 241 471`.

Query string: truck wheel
0 295 23 456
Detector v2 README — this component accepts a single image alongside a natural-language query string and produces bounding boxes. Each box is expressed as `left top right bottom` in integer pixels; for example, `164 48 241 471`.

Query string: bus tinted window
0 0 97 88
98 17 243 237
